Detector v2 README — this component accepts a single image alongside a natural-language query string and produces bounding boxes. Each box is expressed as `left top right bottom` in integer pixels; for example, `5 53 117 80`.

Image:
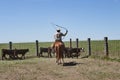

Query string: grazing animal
1 49 29 60
2 49 15 60
64 48 85 58
54 41 64 64
15 49 29 59
39 47 52 58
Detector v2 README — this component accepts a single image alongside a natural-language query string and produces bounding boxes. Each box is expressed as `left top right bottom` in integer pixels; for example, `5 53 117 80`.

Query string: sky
0 0 120 43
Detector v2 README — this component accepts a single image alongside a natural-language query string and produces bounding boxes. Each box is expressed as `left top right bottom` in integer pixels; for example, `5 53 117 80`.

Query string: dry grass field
0 40 120 80
0 57 120 80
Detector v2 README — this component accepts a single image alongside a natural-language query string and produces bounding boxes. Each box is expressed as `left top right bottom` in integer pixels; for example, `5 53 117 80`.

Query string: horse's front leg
61 52 64 64
62 58 64 64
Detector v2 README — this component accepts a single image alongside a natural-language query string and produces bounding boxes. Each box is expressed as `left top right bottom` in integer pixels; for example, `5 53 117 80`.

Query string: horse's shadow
63 61 83 66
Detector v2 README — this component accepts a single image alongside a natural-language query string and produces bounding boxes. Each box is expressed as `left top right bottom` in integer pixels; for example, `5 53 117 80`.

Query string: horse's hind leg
59 58 62 64
56 59 60 65
56 56 60 65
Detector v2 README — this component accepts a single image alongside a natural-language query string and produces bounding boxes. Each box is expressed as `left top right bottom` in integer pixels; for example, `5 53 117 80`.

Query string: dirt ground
0 57 120 80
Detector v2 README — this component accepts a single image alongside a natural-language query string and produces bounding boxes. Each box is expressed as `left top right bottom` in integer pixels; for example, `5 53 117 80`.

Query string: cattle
39 47 54 58
1 49 29 60
38 47 84 59
2 49 15 60
15 49 29 59
64 47 85 58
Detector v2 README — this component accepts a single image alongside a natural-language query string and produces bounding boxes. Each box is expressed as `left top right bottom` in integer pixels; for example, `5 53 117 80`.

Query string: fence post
76 38 79 48
70 38 72 48
104 37 109 57
36 40 39 57
88 38 91 56
76 38 79 58
9 41 12 50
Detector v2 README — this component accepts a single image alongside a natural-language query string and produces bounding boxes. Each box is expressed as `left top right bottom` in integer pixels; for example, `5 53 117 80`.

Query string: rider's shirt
54 32 65 41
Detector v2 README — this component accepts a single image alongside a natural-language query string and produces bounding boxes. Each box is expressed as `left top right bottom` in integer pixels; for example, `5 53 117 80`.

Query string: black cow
14 49 29 59
64 47 85 58
2 49 15 60
39 47 54 58
1 49 29 60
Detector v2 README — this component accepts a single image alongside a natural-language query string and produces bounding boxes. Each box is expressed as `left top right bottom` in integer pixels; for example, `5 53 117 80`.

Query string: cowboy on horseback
51 23 68 64
52 28 68 49
55 28 68 42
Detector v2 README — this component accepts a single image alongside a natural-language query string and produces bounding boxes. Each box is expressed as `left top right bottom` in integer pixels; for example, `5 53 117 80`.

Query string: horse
54 41 64 65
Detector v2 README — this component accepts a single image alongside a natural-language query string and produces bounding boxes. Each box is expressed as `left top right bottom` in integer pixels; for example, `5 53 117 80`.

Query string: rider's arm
62 30 68 36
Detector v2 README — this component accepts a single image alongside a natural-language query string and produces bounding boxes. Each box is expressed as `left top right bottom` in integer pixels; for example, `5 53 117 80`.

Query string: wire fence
0 37 120 60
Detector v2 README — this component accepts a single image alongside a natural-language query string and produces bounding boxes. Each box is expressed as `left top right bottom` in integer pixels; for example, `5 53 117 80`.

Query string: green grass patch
0 40 120 59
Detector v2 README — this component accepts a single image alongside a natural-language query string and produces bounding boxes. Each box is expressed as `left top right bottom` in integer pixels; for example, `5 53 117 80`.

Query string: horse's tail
55 44 62 59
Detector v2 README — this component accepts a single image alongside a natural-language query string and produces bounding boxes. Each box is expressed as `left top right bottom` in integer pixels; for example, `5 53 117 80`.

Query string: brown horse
54 41 64 64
